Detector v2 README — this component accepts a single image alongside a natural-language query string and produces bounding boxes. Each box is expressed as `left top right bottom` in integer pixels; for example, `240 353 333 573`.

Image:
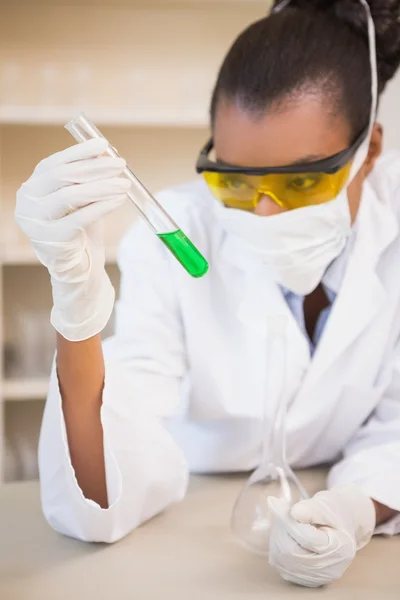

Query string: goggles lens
203 162 352 211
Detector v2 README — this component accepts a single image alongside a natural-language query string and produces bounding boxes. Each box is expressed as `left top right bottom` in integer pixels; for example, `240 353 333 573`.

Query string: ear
363 123 383 177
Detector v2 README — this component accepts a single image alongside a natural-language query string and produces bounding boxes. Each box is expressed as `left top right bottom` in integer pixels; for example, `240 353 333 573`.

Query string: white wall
378 72 400 151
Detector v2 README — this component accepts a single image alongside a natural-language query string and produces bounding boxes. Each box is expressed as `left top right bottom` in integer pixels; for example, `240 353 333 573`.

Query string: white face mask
215 191 351 295
215 0 378 296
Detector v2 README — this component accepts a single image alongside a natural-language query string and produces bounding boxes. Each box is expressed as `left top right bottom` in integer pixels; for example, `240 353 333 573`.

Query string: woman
15 0 400 588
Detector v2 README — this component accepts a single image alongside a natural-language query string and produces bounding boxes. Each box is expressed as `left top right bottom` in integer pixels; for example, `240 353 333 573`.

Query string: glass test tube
65 113 209 278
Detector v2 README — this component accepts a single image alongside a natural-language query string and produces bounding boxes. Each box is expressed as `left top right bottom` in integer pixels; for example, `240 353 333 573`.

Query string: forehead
213 98 352 168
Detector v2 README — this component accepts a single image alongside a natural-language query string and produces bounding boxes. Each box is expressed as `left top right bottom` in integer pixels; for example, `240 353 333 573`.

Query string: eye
224 177 250 192
287 174 322 191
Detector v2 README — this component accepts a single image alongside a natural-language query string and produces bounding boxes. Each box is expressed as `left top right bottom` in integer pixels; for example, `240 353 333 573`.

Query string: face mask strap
348 0 378 181
271 0 292 13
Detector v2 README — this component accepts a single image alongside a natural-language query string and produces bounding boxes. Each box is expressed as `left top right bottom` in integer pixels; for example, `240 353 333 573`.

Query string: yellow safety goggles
196 129 367 211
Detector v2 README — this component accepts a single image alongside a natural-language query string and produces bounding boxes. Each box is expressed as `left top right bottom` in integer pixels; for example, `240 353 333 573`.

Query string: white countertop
1 470 399 599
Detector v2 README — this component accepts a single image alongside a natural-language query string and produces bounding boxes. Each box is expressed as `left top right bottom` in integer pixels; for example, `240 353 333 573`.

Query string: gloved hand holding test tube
65 113 209 278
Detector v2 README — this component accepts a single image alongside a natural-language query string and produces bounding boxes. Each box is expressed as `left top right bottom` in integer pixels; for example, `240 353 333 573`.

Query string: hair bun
274 0 400 89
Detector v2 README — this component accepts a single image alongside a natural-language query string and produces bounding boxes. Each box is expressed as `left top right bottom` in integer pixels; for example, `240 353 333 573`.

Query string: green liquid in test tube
157 230 208 278
65 113 209 278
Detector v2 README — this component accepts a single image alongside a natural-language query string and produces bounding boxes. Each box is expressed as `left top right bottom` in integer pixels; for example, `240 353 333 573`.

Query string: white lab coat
40 151 400 542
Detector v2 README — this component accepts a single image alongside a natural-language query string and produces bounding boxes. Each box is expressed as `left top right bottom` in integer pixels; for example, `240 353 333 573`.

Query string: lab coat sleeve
39 219 189 543
328 342 400 535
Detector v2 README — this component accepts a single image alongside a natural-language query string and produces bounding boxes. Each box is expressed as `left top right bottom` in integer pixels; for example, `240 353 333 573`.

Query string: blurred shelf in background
3 379 49 402
0 244 118 265
0 106 209 127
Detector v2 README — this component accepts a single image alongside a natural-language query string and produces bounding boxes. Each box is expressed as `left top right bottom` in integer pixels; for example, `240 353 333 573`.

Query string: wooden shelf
0 106 209 127
1 245 118 266
9 0 271 5
4 379 49 401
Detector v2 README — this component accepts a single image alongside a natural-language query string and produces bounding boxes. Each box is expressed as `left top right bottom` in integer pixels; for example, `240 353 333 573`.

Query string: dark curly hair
210 0 400 140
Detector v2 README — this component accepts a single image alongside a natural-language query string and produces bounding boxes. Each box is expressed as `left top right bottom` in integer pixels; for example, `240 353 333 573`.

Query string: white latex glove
268 485 376 588
15 138 131 341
